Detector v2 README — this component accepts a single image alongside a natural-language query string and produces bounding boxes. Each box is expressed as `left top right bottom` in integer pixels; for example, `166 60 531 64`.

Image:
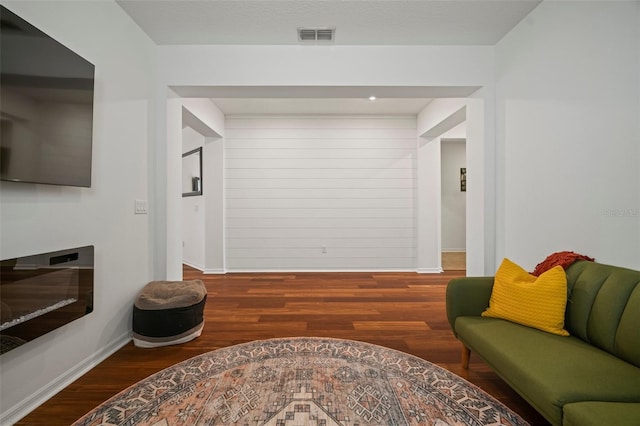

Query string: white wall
203 135 225 274
157 45 496 277
465 93 492 275
225 115 416 271
181 99 226 274
181 126 205 270
159 45 493 87
415 99 475 273
0 1 156 423
441 140 466 251
416 136 442 272
495 0 640 270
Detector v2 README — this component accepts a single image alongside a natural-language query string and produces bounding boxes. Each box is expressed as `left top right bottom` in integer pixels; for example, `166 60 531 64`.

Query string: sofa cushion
481 258 569 336
616 285 640 368
562 401 640 426
455 316 640 426
565 261 640 367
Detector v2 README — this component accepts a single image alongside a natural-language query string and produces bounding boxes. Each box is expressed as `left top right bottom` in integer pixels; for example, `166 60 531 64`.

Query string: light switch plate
135 199 148 214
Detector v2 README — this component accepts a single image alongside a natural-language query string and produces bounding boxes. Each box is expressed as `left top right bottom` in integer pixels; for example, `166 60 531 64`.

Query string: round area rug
73 337 529 426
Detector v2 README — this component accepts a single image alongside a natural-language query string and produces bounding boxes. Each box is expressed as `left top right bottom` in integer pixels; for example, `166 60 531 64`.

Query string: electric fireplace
0 246 94 354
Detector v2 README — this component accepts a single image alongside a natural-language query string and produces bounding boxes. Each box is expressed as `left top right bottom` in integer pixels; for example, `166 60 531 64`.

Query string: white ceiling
210 98 433 115
117 0 541 115
171 85 480 115
117 0 541 46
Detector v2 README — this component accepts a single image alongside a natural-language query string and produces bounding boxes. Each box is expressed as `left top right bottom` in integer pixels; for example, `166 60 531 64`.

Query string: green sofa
446 260 640 426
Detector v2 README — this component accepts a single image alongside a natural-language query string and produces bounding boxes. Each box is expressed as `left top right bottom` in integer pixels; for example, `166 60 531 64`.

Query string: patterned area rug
73 337 529 426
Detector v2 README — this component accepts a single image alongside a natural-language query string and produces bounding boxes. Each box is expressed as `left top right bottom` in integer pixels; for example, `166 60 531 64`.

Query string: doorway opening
441 138 467 271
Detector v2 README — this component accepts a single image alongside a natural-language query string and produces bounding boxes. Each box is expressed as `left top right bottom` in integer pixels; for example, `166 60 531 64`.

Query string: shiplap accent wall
224 116 417 271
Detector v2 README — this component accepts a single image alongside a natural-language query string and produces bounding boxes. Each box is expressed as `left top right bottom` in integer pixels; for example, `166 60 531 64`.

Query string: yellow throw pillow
482 258 570 336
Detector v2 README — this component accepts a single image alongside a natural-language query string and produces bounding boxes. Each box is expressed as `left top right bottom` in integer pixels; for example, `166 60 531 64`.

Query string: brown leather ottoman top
134 280 206 311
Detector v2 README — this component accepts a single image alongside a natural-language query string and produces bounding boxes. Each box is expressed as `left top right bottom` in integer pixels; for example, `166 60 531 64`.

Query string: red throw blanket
531 251 595 276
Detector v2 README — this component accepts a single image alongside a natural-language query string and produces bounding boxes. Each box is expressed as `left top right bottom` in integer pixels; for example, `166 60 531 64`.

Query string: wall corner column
416 136 443 273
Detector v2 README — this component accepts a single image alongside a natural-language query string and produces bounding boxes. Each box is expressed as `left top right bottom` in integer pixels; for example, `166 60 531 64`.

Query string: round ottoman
132 279 207 348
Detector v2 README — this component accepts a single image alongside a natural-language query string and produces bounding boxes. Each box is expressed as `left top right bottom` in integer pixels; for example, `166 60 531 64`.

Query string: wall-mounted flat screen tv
0 5 95 188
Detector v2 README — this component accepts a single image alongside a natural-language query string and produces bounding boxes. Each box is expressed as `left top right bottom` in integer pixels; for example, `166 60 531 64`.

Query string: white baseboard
417 267 444 274
224 268 415 273
181 262 224 274
186 267 445 274
182 260 205 271
204 268 226 274
1 332 132 426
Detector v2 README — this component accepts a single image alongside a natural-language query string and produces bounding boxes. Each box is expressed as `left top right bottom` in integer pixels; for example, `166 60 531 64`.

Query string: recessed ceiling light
369 96 376 101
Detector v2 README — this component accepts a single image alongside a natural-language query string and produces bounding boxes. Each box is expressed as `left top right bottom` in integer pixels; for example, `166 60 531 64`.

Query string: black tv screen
0 5 95 188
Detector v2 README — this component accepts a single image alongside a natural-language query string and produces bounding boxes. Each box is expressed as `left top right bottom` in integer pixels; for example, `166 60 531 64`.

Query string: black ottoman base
133 320 204 348
132 280 207 348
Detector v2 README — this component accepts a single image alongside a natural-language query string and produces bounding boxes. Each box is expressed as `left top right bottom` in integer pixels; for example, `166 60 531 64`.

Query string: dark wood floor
16 266 549 425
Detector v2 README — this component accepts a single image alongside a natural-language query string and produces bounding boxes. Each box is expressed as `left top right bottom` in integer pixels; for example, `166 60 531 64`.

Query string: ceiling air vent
298 27 335 42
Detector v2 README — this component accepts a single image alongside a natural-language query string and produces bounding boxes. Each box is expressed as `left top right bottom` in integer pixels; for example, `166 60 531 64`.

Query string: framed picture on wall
182 147 203 197
460 168 466 192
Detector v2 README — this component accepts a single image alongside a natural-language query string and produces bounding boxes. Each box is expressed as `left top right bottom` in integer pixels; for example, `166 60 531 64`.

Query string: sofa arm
446 277 494 336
